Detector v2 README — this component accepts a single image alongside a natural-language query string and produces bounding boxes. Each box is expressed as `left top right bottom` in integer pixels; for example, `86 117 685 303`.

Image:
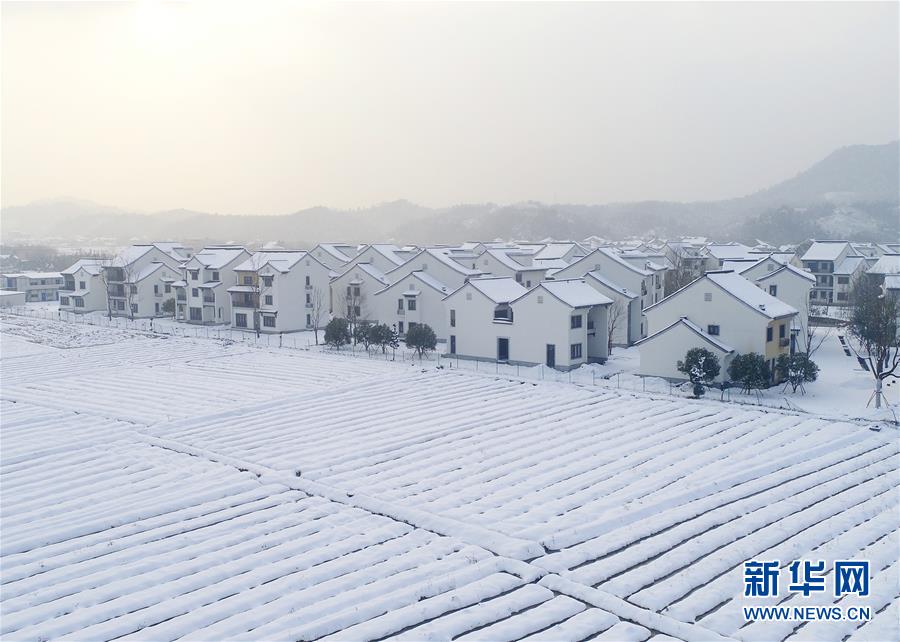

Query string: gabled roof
375 270 450 296
480 249 530 272
420 248 484 276
704 243 754 261
312 243 356 263
364 244 409 267
333 261 390 286
110 243 187 268
755 263 816 284
534 243 587 261
449 277 527 304
596 247 654 276
2 271 62 279
646 270 798 319
190 247 248 270
800 240 851 262
523 278 612 308
234 251 308 273
132 262 171 283
833 256 866 275
584 271 639 299
635 317 735 353
61 258 109 275
867 253 900 275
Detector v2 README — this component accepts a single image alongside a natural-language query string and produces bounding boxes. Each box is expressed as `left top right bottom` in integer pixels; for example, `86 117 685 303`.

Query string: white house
1 272 64 302
533 242 589 264
103 244 188 318
832 256 867 304
371 271 453 338
330 262 391 322
59 259 109 313
0 290 27 307
639 270 798 383
583 271 641 346
173 246 251 324
346 244 413 274
753 263 816 350
444 277 611 370
464 248 546 287
636 318 736 383
800 240 861 304
228 251 332 333
308 243 358 271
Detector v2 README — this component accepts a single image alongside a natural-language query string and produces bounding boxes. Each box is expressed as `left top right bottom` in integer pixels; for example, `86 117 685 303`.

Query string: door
497 337 509 362
450 335 456 354
546 344 555 368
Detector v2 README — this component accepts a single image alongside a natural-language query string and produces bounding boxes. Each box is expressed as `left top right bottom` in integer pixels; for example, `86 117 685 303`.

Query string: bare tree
339 286 367 342
799 299 833 358
664 251 694 293
846 276 900 410
606 299 624 355
310 286 327 345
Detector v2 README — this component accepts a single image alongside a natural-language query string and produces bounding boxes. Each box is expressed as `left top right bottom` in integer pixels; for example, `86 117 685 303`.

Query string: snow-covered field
1 314 897 642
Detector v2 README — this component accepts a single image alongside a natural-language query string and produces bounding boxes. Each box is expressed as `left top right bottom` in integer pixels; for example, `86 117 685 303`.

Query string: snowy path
1 321 896 641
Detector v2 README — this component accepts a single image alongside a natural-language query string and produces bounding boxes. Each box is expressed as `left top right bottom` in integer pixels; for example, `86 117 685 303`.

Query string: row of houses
13 236 898 382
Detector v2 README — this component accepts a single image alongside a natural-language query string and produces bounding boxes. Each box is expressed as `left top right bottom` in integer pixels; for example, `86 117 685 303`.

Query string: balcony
176 293 186 301
396 308 405 316
203 296 215 304
60 281 76 292
305 284 313 290
779 337 790 348
105 268 125 283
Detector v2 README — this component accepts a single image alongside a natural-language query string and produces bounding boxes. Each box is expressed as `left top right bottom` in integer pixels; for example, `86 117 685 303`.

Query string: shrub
775 353 819 394
727 352 770 394
676 347 721 398
324 318 351 350
405 323 437 358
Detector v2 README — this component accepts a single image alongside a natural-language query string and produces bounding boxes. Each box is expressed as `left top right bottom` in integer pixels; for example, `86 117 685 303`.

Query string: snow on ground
1 315 897 642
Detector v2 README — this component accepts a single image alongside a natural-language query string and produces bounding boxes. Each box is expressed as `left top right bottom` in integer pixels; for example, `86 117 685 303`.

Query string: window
537 295 543 304
306 314 311 326
515 273 522 282
570 343 582 359
155 303 160 314
779 324 786 338
766 327 773 342
79 280 86 289
74 297 84 308
263 316 276 328
466 292 472 300
190 307 202 321
450 309 456 327
116 300 125 311
570 315 582 329
190 270 199 281
707 325 720 336
192 288 199 297
264 295 273 305
767 263 775 272
347 286 352 297
131 303 138 314
154 284 159 294
407 298 417 311
60 296 70 306
704 292 712 302
130 285 138 294
212 271 219 281
353 286 360 297
235 313 247 328
353 305 360 317
526 280 531 287
398 321 404 333
305 293 311 304
243 276 253 285
837 276 849 284
837 292 848 301
768 285 777 297
262 276 273 287
305 276 310 286
398 298 404 311
165 283 171 293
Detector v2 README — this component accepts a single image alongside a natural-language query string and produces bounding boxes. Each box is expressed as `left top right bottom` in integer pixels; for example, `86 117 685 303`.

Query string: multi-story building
173 246 251 324
799 240 864 305
228 251 331 333
1 272 64 302
58 259 109 312
103 243 188 318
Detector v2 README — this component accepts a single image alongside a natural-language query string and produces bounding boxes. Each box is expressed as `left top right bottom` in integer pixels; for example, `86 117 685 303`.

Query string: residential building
1 272 64 302
753 264 816 350
533 242 589 264
799 240 861 304
468 248 546 287
308 243 358 271
832 256 867 304
371 271 452 338
59 259 109 312
0 290 26 307
583 271 641 346
639 270 798 383
329 262 391 323
444 277 611 370
173 246 251 324
103 244 188 318
228 251 331 333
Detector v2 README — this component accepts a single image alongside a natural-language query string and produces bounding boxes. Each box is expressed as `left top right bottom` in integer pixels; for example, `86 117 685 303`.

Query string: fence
1 305 813 413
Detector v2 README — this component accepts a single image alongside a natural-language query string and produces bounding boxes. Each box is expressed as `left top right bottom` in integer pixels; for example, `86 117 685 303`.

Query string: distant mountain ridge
2 141 897 247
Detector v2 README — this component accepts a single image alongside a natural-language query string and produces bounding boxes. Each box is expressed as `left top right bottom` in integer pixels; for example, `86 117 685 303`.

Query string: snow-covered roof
226 284 256 293
131 262 170 283
376 271 451 296
534 243 587 261
2 271 62 279
722 259 764 274
171 280 188 287
755 263 816 284
313 243 356 263
596 247 654 276
190 247 247 270
584 271 638 299
61 258 109 275
704 243 754 261
867 253 900 275
635 317 735 353
335 261 390 286
884 274 900 291
534 279 613 308
832 256 865 275
464 277 527 303
704 271 798 319
422 248 483 276
234 251 307 273
481 249 529 272
367 244 409 267
801 241 851 262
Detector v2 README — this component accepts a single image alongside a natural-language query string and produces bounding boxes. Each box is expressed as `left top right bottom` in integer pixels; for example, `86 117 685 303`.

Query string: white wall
638 323 733 382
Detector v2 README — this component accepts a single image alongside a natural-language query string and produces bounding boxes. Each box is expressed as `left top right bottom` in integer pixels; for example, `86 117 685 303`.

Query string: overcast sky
2 1 897 215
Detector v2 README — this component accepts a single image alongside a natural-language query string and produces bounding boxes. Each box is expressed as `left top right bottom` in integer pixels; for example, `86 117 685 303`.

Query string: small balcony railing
397 308 405 315
203 296 215 304
60 282 76 292
176 293 186 301
779 337 790 348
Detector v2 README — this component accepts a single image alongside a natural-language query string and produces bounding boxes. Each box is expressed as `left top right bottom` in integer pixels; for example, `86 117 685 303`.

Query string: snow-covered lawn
1 315 897 642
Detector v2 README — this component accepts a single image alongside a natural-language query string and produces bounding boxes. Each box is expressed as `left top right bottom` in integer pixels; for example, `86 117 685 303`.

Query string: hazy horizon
3 1 898 216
